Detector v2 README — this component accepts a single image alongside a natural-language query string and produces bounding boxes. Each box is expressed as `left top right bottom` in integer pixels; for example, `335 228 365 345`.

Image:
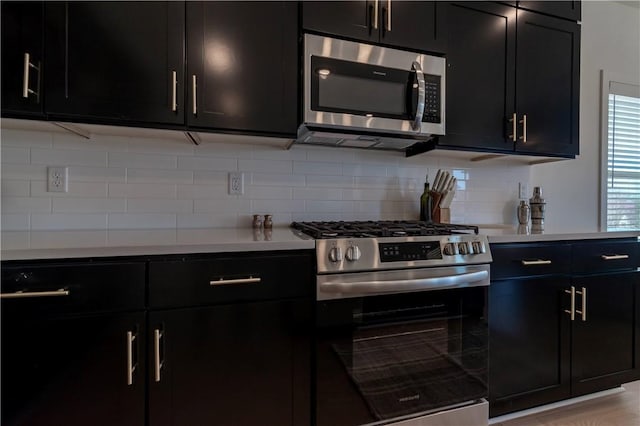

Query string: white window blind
607 81 640 231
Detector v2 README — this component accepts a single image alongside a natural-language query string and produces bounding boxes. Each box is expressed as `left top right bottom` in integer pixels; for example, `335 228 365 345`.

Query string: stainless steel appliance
292 221 491 426
297 35 446 152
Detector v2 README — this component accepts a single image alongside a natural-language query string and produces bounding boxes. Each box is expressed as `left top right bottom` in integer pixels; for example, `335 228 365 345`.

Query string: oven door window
315 287 487 426
311 56 441 123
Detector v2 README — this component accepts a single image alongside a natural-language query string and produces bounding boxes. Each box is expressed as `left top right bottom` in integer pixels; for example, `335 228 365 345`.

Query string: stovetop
291 220 479 239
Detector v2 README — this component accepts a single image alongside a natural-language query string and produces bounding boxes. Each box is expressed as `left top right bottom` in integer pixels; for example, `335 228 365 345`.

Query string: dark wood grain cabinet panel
1 1 45 117
44 1 185 125
186 1 298 136
302 1 445 54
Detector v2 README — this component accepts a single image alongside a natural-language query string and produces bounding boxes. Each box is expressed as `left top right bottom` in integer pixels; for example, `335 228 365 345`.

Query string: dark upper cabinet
518 1 581 21
439 2 580 157
515 10 580 156
44 1 185 125
1 1 45 117
186 1 298 136
302 1 445 54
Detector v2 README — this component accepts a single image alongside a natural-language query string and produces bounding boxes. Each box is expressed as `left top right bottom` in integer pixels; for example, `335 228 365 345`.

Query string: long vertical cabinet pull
386 0 392 32
154 328 164 382
192 75 197 116
509 113 517 142
22 52 41 102
519 114 528 143
126 331 138 386
575 287 587 321
373 0 379 30
171 70 177 112
564 286 575 321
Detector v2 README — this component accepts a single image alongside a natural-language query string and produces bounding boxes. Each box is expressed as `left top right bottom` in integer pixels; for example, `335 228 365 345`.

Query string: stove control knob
328 246 343 263
458 242 470 255
346 245 361 262
443 243 458 256
472 241 486 254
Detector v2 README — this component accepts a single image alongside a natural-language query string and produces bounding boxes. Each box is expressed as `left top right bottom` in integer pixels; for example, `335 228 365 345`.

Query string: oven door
314 266 488 426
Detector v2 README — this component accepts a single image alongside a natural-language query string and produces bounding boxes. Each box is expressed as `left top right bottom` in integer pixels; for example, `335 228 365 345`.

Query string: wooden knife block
434 207 451 224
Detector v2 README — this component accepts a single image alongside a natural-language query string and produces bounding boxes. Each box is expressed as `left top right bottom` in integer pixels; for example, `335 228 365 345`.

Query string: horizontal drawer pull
601 254 629 261
209 276 261 286
0 288 70 299
520 259 552 266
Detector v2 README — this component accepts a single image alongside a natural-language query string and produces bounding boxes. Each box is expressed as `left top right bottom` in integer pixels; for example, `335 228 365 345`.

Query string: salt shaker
263 214 273 229
252 214 263 229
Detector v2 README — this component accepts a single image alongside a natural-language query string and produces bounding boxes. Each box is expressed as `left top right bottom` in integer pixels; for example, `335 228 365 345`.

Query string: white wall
531 0 640 232
0 123 530 231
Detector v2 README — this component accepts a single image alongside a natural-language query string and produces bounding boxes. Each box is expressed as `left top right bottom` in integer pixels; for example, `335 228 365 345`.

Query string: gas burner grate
291 220 479 239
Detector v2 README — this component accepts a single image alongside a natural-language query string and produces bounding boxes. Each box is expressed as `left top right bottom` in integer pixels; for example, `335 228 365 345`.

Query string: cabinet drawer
149 251 314 308
572 240 639 274
491 243 571 280
0 261 145 315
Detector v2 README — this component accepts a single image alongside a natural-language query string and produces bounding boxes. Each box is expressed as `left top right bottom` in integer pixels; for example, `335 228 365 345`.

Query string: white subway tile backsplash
31 213 107 230
109 183 176 199
108 213 176 229
31 148 107 167
126 199 193 213
109 151 176 169
1 180 30 197
1 147 30 163
1 126 532 231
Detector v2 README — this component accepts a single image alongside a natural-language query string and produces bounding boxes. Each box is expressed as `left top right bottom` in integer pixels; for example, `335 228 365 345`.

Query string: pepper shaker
252 214 263 229
263 214 273 229
529 187 546 226
517 200 530 225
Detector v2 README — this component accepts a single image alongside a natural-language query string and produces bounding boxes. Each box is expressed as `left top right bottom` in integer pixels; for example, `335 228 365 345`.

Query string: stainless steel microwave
297 34 446 151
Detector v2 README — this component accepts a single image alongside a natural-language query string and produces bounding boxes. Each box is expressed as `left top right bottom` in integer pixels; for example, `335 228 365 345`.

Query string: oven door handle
320 270 489 295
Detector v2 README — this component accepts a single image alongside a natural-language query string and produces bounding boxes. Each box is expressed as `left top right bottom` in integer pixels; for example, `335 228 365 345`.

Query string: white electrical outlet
518 182 528 199
48 166 69 193
228 172 244 195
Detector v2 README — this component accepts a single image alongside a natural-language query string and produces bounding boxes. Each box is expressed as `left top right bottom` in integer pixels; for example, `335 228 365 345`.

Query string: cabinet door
148 300 311 426
571 271 639 396
379 1 444 53
489 276 571 417
186 1 298 136
1 311 146 426
518 1 581 21
438 2 516 151
1 1 44 117
302 1 377 44
45 1 185 125
515 10 580 156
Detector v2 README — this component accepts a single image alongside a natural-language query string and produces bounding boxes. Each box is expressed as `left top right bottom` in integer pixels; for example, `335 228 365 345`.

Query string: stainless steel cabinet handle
373 0 379 30
210 276 261 286
601 254 629 261
171 70 177 112
411 61 425 132
386 0 392 31
519 114 527 143
521 259 552 266
154 329 164 382
564 286 575 321
23 52 30 98
0 288 69 299
509 112 517 142
575 287 587 321
126 331 137 386
192 75 197 115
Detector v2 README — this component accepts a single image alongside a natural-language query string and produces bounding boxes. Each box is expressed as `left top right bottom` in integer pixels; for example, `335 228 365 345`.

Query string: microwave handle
411 61 426 132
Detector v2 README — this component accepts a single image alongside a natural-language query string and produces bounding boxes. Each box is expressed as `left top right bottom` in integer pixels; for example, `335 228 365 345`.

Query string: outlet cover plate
48 166 69 193
228 172 244 195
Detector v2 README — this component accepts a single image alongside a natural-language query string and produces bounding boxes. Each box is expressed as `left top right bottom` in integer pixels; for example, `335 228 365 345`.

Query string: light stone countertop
1 227 315 261
1 226 638 261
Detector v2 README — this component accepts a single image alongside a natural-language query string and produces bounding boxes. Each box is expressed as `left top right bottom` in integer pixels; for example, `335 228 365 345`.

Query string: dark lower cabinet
148 300 310 426
489 276 571 416
571 271 639 396
0 261 146 426
489 240 640 418
44 1 185 125
1 1 44 117
186 1 298 136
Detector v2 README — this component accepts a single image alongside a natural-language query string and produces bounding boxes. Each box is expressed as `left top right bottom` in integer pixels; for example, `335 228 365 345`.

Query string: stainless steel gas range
292 221 492 426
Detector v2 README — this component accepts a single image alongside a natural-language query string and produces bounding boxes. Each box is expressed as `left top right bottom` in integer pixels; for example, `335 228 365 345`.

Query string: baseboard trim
488 386 626 424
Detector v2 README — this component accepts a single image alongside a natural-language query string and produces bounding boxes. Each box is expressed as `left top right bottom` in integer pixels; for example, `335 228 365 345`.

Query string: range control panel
379 242 442 262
